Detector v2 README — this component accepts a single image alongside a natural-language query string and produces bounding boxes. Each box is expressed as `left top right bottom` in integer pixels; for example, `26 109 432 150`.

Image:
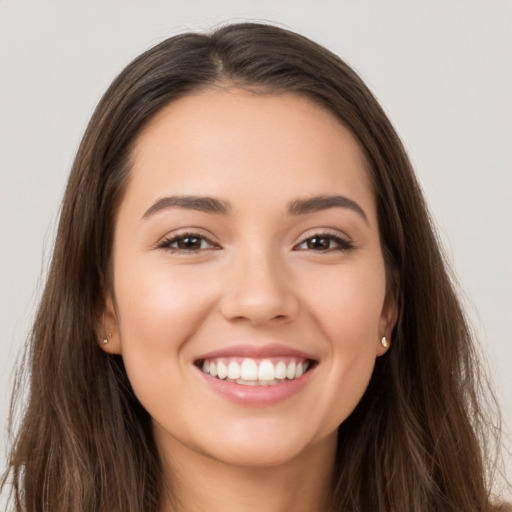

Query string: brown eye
306 237 332 250
158 233 219 252
295 233 354 252
176 236 203 250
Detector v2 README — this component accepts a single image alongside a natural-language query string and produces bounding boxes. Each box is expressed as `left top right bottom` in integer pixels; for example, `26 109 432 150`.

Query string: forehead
126 89 374 217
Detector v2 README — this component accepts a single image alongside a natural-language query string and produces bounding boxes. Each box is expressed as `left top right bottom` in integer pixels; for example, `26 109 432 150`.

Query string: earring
381 336 390 349
102 333 112 345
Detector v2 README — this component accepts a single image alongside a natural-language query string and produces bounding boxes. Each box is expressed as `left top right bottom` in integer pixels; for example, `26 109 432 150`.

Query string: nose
219 246 299 325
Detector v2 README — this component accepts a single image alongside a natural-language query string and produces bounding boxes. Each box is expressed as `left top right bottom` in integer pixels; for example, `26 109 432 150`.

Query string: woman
1 22 507 511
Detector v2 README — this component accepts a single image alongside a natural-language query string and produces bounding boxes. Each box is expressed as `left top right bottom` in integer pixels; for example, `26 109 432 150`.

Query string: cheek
303 260 386 346
112 258 220 420
298 260 386 419
113 257 218 359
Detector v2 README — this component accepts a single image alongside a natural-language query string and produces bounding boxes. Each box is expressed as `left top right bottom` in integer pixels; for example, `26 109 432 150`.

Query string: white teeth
236 379 259 386
275 361 287 380
200 357 312 385
286 361 296 380
227 361 241 380
258 360 275 380
217 360 228 380
240 359 258 381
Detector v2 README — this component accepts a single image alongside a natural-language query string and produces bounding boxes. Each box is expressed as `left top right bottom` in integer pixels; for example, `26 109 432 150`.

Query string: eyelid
293 228 354 251
296 227 351 243
156 228 221 252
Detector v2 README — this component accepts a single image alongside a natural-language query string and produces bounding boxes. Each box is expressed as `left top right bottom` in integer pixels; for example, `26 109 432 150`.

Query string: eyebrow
287 195 369 224
142 195 231 219
142 194 368 224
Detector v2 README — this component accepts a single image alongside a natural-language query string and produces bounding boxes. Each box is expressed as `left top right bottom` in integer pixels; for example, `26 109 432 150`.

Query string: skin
101 89 397 512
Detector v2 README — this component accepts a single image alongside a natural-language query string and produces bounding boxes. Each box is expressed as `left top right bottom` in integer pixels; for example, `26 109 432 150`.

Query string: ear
97 280 122 355
376 270 399 356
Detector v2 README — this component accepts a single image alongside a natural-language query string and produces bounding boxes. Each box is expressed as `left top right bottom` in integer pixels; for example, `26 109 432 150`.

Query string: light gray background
1 0 511 500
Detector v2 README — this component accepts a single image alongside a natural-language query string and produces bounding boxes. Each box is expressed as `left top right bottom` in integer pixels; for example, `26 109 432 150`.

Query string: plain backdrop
1 0 511 500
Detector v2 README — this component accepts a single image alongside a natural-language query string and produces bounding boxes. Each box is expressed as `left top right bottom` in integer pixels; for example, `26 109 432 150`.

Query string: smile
200 357 311 386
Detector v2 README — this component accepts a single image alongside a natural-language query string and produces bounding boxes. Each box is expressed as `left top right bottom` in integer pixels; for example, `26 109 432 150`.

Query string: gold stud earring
381 336 390 349
102 333 112 345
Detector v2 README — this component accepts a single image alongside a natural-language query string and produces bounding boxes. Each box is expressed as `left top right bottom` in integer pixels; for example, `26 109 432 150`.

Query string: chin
196 423 336 470
207 444 310 469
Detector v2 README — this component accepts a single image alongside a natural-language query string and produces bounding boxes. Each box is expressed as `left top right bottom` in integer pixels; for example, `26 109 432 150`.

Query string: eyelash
157 231 354 253
294 232 354 252
157 232 219 253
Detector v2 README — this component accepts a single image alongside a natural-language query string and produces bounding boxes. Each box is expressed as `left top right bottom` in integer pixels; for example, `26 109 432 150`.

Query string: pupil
178 236 201 250
308 237 329 250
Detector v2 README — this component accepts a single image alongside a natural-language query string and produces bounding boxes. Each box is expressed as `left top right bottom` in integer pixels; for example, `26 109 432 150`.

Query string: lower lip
196 365 314 406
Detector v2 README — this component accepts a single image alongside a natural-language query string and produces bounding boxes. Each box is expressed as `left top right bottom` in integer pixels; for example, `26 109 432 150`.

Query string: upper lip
194 343 317 362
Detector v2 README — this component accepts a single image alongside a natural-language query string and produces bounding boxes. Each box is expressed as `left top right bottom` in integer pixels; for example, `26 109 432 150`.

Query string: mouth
195 356 315 387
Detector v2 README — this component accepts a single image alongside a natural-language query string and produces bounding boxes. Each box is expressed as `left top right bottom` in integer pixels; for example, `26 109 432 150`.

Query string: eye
294 233 354 252
157 232 219 253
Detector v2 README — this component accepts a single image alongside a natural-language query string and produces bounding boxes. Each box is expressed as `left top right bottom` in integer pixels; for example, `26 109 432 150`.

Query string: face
102 89 397 470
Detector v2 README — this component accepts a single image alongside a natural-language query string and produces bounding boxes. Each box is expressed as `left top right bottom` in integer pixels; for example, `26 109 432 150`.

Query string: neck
158 433 336 512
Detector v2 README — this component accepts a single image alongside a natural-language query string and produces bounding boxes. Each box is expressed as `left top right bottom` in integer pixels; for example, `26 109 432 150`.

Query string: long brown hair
1 22 504 511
